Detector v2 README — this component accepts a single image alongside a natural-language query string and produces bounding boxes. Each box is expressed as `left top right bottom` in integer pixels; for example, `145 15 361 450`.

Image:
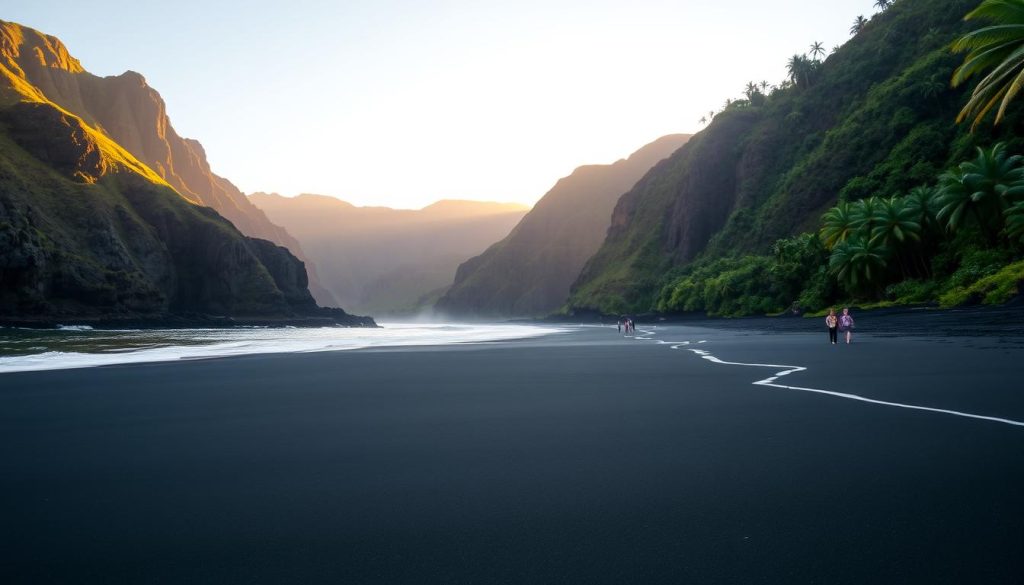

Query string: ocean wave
0 323 565 374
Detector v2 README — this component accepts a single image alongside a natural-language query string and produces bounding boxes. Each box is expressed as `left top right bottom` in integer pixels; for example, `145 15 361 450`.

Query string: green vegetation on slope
0 46 367 322
656 144 1024 316
568 0 1024 316
0 103 293 317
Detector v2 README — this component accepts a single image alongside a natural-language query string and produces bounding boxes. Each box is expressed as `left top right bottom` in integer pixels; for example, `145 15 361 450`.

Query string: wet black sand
1 324 1022 584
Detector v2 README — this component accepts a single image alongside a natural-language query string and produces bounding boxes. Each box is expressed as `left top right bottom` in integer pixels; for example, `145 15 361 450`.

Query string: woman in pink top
838 308 855 344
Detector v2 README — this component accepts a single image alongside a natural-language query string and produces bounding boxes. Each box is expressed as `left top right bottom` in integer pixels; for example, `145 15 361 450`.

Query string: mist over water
0 323 564 374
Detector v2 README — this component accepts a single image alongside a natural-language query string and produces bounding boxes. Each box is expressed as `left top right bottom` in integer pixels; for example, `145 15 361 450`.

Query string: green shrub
944 247 1012 290
884 279 939 303
939 259 1024 306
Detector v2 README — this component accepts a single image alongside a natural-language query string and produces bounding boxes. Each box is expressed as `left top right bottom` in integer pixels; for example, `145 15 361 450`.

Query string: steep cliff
0 19 336 306
435 135 690 317
0 23 370 325
249 194 528 315
568 0 1023 314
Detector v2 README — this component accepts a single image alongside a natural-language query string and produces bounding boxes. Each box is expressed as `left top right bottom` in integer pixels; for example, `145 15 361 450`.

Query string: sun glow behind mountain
7 0 878 208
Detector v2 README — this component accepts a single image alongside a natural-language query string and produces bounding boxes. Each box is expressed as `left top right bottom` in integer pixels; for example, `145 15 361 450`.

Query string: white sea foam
631 326 1024 429
0 323 564 374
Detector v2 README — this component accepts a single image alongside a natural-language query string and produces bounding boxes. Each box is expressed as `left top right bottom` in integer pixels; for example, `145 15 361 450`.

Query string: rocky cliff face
434 135 690 317
0 19 337 307
249 194 529 315
0 21 370 325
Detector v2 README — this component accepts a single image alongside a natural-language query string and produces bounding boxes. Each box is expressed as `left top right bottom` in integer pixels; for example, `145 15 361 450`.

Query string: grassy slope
0 45 314 318
0 109 292 317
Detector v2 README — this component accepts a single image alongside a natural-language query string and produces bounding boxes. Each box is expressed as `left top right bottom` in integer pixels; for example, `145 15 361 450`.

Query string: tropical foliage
952 0 1024 129
572 0 1024 317
851 15 869 35
656 144 1024 316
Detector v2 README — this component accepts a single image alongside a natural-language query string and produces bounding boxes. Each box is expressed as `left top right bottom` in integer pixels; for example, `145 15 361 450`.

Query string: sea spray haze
248 195 529 316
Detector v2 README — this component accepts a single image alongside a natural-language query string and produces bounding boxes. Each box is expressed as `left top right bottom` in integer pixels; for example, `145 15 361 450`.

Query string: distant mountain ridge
435 134 690 317
249 194 529 315
0 20 369 325
0 20 336 306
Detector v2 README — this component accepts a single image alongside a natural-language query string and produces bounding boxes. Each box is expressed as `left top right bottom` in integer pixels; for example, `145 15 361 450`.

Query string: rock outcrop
435 135 690 317
0 20 370 326
0 19 336 306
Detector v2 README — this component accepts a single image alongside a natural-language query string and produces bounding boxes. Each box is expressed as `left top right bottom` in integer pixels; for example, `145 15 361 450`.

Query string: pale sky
9 0 879 208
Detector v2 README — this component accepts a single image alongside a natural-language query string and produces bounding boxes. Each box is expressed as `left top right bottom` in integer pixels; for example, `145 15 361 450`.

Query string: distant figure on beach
825 309 838 345
617 319 622 333
839 308 855 344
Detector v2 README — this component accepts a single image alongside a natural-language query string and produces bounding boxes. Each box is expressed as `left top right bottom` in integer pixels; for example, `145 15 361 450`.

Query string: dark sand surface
1 323 1022 584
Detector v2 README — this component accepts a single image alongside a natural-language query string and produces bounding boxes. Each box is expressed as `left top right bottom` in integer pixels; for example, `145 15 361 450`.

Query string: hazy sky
10 0 879 208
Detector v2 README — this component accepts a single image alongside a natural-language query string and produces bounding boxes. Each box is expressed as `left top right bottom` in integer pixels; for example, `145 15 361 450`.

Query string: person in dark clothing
825 309 838 344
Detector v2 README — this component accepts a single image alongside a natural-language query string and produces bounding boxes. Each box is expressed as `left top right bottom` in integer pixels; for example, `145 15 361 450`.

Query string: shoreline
0 322 568 375
525 303 1024 338
0 308 379 331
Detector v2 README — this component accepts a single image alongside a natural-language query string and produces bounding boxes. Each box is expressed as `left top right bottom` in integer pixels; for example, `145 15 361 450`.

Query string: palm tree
871 196 922 249
851 15 868 35
829 235 890 293
699 116 708 125
870 197 923 277
903 186 941 275
905 186 941 234
936 143 1024 239
760 80 770 93
810 41 826 61
951 0 1024 130
850 196 882 234
1005 200 1024 241
820 202 857 248
787 54 815 87
744 81 759 100
708 110 716 122
874 0 892 10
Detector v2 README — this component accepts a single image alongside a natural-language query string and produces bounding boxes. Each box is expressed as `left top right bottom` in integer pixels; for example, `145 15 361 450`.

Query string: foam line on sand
631 327 1024 429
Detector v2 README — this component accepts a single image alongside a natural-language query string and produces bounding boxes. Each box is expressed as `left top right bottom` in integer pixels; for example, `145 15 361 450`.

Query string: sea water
0 323 564 374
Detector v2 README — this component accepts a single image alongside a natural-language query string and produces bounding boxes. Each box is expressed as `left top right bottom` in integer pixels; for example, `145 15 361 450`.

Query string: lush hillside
0 22 371 325
249 194 528 315
568 0 1024 315
434 135 690 318
0 20 337 306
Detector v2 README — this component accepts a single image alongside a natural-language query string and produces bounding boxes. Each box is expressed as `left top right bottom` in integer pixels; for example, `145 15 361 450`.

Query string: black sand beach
2 323 1023 584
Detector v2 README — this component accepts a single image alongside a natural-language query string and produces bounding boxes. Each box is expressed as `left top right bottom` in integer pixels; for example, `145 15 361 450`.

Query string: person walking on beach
825 309 838 345
839 308 855 344
617 318 622 333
